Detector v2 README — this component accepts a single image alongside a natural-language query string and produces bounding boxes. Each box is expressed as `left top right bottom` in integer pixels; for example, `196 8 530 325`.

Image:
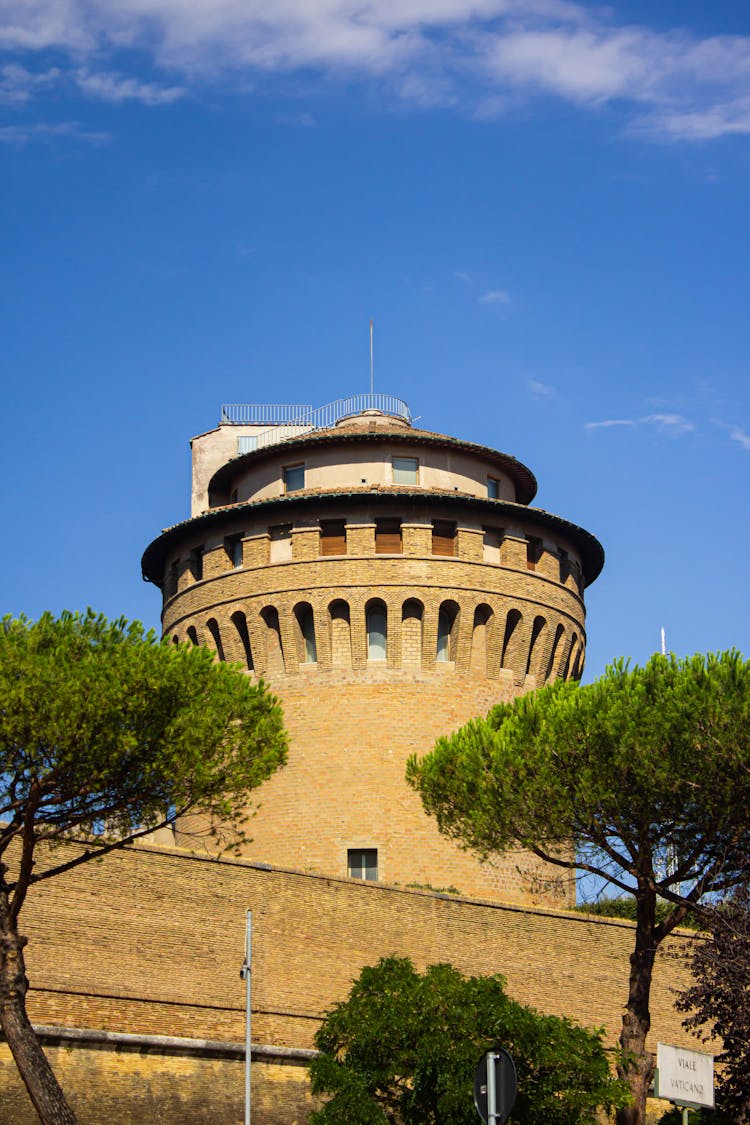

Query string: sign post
473 1047 517 1124
654 1042 714 1125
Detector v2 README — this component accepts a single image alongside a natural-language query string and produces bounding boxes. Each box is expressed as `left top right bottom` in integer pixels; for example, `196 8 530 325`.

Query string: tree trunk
0 890 78 1124
616 886 657 1125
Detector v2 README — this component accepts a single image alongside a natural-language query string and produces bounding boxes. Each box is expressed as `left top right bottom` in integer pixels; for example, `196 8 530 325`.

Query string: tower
142 394 603 906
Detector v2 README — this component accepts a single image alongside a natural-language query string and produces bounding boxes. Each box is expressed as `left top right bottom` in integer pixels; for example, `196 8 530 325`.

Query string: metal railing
222 394 412 455
222 404 313 424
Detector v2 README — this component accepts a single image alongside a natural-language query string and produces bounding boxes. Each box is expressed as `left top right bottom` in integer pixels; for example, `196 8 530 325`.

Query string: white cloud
0 63 59 103
642 413 694 435
2 2 750 139
0 120 111 145
528 378 555 398
729 425 750 452
73 70 185 104
585 413 694 436
479 289 510 304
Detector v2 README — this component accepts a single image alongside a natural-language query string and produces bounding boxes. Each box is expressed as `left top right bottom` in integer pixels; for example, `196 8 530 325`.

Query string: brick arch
435 599 460 664
186 625 199 646
560 632 578 680
292 601 317 666
230 610 254 671
259 604 285 676
401 598 424 669
525 614 548 682
469 603 494 678
365 597 388 664
204 617 226 662
543 621 566 684
328 599 352 668
500 608 523 674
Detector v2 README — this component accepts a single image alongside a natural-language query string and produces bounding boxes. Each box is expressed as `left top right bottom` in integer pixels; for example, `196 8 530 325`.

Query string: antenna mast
369 319 374 396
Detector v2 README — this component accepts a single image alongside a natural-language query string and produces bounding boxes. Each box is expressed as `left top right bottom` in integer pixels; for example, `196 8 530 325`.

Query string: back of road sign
474 1048 517 1124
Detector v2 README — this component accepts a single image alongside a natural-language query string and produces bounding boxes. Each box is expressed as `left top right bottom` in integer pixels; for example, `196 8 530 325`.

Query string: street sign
655 1043 714 1110
473 1047 517 1124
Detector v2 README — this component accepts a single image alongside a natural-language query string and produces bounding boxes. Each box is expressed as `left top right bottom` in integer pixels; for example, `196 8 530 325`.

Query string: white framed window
348 848 378 881
392 457 418 485
283 463 305 492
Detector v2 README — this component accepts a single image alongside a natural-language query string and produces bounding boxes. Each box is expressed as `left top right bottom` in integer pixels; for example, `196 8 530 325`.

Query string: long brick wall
1 840 702 1124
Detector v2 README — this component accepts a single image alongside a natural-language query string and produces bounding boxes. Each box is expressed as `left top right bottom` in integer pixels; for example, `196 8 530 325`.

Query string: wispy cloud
728 424 750 452
3 2 750 140
585 418 636 430
0 120 111 145
479 289 511 304
454 270 472 283
642 413 694 436
586 412 694 435
528 379 555 398
74 70 185 105
0 63 60 103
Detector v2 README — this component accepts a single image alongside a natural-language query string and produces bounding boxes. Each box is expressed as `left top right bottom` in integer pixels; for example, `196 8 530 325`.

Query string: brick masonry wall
0 840 701 1124
162 538 588 907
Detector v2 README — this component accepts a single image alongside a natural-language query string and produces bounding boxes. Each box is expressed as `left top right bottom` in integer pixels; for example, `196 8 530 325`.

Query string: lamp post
240 910 252 1125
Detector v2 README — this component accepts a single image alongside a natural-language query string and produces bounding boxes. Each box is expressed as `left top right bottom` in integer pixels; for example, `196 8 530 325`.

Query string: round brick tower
142 395 604 907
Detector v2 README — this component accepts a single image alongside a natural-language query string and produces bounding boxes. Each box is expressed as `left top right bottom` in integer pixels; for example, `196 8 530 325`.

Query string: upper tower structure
142 394 604 906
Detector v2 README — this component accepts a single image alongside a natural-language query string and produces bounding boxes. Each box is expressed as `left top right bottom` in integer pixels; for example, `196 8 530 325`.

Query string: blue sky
1 0 749 682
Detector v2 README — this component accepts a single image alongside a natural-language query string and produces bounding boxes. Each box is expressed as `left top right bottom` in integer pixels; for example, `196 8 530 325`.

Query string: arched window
295 602 317 664
231 610 254 671
205 618 225 661
186 625 198 646
436 601 459 662
366 601 387 662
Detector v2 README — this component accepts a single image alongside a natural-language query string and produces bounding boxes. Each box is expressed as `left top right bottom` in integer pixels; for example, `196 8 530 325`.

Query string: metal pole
682 1109 689 1125
243 910 252 1125
369 320 374 395
487 1050 497 1125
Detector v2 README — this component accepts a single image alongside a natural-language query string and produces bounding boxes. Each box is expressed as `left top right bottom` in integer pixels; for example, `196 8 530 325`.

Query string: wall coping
127 839 699 939
14 1025 318 1065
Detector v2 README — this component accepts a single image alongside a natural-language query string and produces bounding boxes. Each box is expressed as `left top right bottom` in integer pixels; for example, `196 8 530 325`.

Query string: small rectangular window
283 464 305 492
487 477 500 499
392 457 418 485
225 535 244 569
375 519 402 554
348 848 378 881
432 521 456 557
320 520 346 556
